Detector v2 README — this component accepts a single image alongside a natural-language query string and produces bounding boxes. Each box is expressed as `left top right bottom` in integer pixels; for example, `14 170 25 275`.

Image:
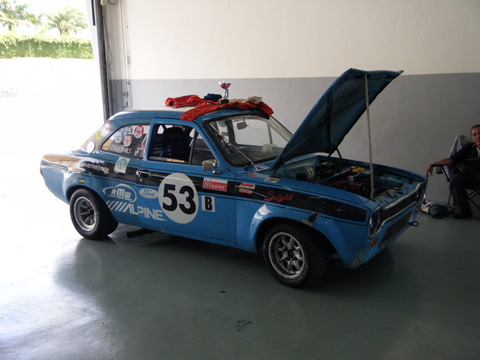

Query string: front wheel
70 189 118 240
262 224 327 288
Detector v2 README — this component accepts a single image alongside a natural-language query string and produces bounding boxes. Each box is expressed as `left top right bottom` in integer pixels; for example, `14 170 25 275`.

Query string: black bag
429 204 449 219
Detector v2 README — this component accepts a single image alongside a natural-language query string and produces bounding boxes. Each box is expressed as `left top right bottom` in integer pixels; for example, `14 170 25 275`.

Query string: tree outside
0 0 92 59
0 0 39 32
0 0 87 37
44 5 87 37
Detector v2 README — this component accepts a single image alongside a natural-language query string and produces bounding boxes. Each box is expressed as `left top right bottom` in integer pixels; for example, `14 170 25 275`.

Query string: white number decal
159 173 198 224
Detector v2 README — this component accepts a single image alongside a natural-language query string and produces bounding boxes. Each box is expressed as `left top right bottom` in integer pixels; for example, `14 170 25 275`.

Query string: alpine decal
202 178 228 192
159 173 198 224
103 184 137 202
107 200 164 221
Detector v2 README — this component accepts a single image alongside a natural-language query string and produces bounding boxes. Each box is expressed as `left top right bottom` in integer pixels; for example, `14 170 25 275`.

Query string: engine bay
278 155 414 201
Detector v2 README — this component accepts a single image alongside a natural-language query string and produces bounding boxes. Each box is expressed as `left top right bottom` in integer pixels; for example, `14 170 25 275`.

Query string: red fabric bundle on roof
165 95 212 108
180 101 274 121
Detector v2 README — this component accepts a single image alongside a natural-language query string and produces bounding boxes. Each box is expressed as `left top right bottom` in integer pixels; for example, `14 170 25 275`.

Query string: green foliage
0 0 39 31
45 5 87 37
0 33 93 59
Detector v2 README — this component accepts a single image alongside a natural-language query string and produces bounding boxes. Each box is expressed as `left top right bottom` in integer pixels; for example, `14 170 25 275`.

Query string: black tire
69 189 118 240
262 224 327 288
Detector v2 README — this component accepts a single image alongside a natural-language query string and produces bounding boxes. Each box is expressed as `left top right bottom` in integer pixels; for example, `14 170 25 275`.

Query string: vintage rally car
41 69 427 288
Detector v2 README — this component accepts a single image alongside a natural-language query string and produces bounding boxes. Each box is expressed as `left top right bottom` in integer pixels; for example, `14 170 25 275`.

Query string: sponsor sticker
202 178 228 192
263 191 294 203
103 184 137 202
114 131 123 143
114 157 130 173
264 177 280 183
123 134 133 147
239 188 253 195
81 161 110 175
134 125 144 138
107 200 164 221
87 141 95 153
239 182 255 190
139 188 158 199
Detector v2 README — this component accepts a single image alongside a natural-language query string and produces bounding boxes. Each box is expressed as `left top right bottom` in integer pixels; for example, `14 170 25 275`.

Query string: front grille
380 182 425 224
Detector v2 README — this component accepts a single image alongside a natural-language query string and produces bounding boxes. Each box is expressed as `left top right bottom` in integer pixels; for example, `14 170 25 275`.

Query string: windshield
205 115 292 166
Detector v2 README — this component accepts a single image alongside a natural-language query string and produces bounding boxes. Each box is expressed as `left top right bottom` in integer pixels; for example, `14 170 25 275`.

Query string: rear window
101 124 151 158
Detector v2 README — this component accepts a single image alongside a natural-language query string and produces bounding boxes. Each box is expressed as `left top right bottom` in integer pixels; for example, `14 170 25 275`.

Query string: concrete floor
1 59 480 359
1 172 480 360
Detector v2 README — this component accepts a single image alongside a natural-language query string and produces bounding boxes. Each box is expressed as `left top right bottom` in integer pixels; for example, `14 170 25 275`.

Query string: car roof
109 107 186 122
107 106 264 127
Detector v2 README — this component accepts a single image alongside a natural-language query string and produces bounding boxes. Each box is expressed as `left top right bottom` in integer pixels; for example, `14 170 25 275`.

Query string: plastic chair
434 134 480 211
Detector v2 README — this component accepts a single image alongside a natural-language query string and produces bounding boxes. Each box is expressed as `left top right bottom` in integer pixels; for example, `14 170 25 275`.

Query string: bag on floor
421 201 449 219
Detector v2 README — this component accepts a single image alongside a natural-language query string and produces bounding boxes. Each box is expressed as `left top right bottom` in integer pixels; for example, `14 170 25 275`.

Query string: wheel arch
66 185 102 202
255 217 335 256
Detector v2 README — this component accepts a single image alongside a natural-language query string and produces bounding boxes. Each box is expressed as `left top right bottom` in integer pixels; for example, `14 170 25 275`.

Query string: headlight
369 207 382 237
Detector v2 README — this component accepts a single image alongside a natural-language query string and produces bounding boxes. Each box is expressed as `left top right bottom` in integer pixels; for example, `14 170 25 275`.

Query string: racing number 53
162 183 196 214
159 173 198 224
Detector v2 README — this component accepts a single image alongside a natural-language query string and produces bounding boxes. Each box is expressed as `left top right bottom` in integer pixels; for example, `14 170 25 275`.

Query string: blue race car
41 69 426 288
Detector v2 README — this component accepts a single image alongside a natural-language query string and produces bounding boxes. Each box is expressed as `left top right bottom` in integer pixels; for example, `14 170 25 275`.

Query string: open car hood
270 68 403 170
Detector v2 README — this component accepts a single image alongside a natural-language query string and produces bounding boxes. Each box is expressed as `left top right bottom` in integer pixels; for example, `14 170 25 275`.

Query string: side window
191 131 215 165
148 124 214 165
101 124 150 158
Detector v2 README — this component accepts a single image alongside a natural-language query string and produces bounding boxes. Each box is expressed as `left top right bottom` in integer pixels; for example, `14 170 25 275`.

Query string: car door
135 123 237 244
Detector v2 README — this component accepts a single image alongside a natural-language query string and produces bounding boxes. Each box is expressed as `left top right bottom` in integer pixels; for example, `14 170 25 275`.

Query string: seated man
426 124 480 218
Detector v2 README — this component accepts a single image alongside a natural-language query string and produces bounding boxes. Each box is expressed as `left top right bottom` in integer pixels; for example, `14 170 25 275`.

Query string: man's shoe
453 208 473 219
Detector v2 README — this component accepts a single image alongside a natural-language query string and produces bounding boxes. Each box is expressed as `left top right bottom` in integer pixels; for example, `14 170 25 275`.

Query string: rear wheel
262 224 327 288
70 189 118 240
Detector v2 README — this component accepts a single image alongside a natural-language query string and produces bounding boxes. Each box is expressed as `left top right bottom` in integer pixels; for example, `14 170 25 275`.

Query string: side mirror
202 159 221 174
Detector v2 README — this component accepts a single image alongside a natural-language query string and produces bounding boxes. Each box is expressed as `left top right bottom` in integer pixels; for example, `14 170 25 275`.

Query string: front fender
236 199 369 266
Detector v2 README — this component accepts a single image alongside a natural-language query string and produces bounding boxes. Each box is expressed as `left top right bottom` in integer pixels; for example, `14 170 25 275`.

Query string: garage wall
98 0 480 202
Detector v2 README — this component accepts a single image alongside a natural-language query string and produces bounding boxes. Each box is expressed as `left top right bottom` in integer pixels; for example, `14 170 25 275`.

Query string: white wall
98 0 480 202
104 0 480 80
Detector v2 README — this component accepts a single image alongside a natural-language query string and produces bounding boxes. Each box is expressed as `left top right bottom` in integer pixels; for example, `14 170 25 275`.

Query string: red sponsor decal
202 178 228 192
134 125 144 138
239 182 255 190
264 191 294 203
239 188 253 195
123 134 132 147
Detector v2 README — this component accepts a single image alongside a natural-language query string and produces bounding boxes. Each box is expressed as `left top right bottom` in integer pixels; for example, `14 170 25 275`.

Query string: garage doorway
0 0 103 214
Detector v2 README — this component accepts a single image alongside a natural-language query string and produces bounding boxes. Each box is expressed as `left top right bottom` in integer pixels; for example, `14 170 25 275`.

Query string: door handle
136 170 152 179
